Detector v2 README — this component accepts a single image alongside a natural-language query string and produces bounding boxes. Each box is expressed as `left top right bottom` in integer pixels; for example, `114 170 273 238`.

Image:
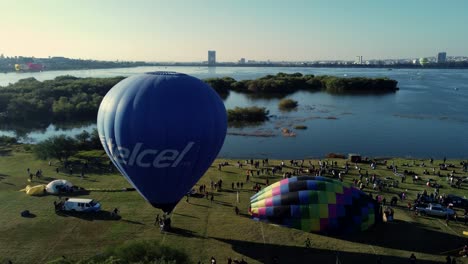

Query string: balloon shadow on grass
173 212 199 219
189 203 210 208
213 237 444 264
120 219 145 225
166 227 205 239
55 210 121 221
333 219 465 255
213 200 233 207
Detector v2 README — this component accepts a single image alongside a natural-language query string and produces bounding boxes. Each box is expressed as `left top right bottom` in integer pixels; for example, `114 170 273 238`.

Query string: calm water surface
1 67 467 159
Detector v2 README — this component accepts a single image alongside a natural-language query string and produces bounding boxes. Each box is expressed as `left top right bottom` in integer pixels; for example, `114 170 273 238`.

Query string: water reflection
0 123 96 143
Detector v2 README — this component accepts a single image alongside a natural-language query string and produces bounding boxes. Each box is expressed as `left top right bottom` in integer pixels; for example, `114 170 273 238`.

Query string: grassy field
0 144 467 264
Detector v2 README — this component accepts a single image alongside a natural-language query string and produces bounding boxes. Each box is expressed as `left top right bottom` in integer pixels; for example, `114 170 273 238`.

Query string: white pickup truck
416 203 455 218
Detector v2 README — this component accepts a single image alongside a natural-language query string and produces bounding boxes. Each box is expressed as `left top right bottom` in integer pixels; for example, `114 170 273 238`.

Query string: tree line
0 75 124 124
0 56 150 73
0 73 398 125
204 72 398 97
33 129 102 162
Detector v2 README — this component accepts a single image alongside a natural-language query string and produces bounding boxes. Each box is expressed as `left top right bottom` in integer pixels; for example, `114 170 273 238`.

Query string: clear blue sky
0 0 467 62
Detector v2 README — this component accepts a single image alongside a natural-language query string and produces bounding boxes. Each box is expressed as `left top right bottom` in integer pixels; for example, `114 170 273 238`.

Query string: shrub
0 135 17 144
326 153 346 159
83 240 190 264
294 125 307 130
227 106 269 122
278 99 298 110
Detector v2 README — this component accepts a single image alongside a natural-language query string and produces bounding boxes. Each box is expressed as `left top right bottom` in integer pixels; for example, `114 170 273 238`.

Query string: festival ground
0 145 467 263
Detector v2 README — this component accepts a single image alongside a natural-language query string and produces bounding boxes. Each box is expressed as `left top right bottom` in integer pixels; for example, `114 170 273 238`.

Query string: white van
62 198 101 212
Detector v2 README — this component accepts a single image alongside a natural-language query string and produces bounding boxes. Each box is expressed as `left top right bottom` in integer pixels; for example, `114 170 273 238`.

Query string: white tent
46 179 73 194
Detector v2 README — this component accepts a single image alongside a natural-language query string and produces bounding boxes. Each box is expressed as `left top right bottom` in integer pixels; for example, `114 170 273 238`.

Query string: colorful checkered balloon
250 176 377 234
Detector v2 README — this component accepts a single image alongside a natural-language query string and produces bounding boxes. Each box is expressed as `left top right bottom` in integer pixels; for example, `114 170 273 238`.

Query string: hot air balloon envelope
250 176 377 234
97 72 227 212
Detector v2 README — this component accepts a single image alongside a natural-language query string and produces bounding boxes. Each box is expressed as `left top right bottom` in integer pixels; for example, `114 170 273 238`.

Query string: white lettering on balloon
104 138 194 168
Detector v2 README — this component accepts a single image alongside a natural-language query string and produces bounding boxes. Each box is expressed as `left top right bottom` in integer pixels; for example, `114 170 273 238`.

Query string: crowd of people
20 154 468 263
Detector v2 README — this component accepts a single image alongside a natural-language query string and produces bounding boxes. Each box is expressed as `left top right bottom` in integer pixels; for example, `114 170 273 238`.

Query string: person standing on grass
463 209 467 225
112 208 119 218
305 238 311 248
409 253 417 264
154 214 160 226
446 255 451 264
210 193 214 204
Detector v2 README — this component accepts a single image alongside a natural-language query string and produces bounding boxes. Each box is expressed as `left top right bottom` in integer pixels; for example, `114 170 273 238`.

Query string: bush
33 135 78 162
294 125 307 130
203 77 235 96
82 240 190 264
278 99 298 110
326 153 346 159
0 135 17 144
227 106 269 122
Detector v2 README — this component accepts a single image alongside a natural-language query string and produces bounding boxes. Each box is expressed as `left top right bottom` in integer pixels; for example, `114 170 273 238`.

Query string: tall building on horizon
437 52 447 63
355 56 363 65
208 50 216 66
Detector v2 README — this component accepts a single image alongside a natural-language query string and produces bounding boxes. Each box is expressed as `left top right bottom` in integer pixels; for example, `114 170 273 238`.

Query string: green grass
0 146 467 264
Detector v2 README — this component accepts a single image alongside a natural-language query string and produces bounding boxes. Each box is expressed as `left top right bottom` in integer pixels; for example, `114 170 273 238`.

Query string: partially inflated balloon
250 176 377 234
97 72 227 212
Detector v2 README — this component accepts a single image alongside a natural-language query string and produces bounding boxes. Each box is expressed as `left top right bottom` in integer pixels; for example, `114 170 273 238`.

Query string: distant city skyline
1 0 467 62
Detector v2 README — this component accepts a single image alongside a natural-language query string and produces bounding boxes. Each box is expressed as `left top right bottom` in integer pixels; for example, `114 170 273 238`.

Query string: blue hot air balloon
97 72 227 213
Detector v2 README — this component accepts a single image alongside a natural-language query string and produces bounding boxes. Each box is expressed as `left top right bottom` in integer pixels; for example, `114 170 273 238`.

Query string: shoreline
5 64 468 74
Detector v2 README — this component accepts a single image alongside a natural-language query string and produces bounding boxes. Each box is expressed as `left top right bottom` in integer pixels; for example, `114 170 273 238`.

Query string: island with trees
0 73 398 126
227 106 269 123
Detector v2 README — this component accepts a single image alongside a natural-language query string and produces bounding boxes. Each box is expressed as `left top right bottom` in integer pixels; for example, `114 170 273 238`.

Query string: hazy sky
1 0 467 62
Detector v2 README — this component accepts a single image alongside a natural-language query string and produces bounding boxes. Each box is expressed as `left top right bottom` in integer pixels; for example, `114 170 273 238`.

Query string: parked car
444 194 468 209
416 203 455 218
61 198 101 212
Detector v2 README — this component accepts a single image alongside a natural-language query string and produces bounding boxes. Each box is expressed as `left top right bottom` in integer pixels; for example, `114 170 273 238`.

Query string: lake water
1 66 467 159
